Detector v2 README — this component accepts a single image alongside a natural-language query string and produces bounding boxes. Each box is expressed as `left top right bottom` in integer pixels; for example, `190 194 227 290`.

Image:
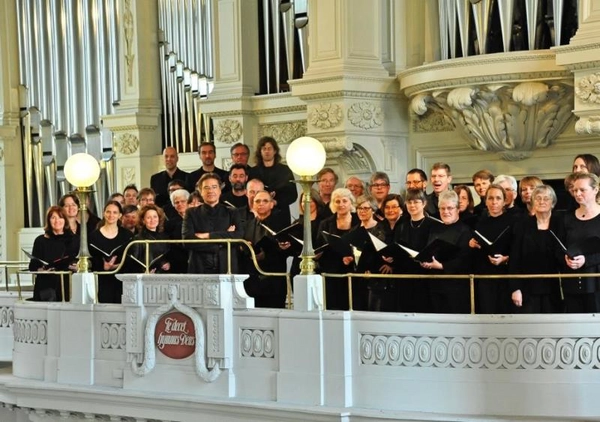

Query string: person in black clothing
315 188 359 310
563 172 600 313
150 147 189 207
164 189 190 273
29 206 79 302
220 164 249 209
89 201 133 303
395 189 439 313
128 205 171 273
185 142 230 194
162 179 186 220
59 193 101 236
420 191 472 314
454 185 477 228
518 176 543 216
182 173 243 274
426 162 453 217
468 185 513 314
472 169 494 216
249 136 297 225
316 167 338 218
241 191 291 308
509 185 564 313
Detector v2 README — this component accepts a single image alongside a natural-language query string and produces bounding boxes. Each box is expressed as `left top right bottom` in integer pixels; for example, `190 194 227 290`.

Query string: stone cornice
552 42 600 54
289 74 397 87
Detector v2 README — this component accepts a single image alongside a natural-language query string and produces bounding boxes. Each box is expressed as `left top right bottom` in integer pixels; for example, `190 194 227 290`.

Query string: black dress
315 213 360 311
165 213 188 273
509 214 564 313
394 216 440 313
471 213 513 314
562 212 600 313
29 232 79 302
89 226 133 303
425 220 472 314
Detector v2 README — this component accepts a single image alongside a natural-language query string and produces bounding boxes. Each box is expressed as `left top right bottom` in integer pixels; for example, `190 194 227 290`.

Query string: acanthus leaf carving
115 133 139 155
261 121 307 144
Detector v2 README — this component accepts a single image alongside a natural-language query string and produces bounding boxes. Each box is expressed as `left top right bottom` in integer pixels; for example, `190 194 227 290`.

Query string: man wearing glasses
182 173 243 274
230 143 252 168
405 168 428 192
369 171 391 220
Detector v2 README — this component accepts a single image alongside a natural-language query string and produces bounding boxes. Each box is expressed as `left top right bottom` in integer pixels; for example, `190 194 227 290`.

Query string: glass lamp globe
286 136 326 176
64 153 101 187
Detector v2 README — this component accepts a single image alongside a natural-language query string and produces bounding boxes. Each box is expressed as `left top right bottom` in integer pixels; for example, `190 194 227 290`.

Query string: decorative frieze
360 334 600 370
100 323 127 350
240 328 275 359
261 121 307 144
0 306 13 328
13 319 47 345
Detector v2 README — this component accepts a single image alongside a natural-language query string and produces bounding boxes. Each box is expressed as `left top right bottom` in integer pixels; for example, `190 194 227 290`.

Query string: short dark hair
431 162 451 175
123 184 138 194
406 168 427 182
472 169 494 182
137 187 156 200
58 193 80 208
229 163 249 175
122 204 138 215
230 143 250 155
168 179 186 189
199 142 216 154
198 172 222 189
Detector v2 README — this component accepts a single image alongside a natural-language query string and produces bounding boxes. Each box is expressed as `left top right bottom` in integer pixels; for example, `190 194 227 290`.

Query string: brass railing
15 269 71 302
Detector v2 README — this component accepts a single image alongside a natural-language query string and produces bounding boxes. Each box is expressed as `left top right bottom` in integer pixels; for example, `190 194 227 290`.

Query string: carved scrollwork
575 116 600 135
347 102 384 130
309 103 343 129
575 73 600 104
411 80 574 161
114 133 139 155
214 119 243 144
261 121 307 144
413 110 455 133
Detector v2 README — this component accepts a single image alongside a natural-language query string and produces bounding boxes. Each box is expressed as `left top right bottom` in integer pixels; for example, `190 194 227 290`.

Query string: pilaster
0 0 25 264
555 0 600 136
102 0 162 191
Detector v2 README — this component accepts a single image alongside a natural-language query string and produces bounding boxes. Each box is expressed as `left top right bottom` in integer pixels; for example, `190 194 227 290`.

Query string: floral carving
115 133 139 155
309 103 343 129
348 102 383 130
576 73 600 104
214 119 243 144
261 121 307 144
414 111 455 133
122 167 135 185
123 0 135 87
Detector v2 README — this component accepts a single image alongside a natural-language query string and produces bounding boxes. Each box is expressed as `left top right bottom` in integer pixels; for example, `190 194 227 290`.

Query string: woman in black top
468 184 513 314
29 206 79 301
316 188 359 310
129 205 171 274
164 189 190 273
395 189 438 313
563 172 600 313
420 191 472 314
509 185 564 313
89 201 133 303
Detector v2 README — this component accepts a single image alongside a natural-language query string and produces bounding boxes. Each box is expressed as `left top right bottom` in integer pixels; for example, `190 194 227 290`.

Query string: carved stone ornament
261 121 307 144
410 80 574 160
115 133 139 155
309 103 343 129
123 0 135 87
122 167 136 185
348 101 384 130
575 116 600 135
339 144 376 173
319 136 353 158
575 73 600 104
130 285 220 382
414 110 455 133
240 328 276 358
214 119 243 144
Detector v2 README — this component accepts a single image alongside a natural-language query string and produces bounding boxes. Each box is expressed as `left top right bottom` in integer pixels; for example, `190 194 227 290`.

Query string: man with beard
426 162 453 217
220 164 249 208
182 173 243 274
241 190 290 308
185 142 230 193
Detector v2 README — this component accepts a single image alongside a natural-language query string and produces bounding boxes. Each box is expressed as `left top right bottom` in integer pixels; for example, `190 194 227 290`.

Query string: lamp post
64 153 101 274
286 136 326 275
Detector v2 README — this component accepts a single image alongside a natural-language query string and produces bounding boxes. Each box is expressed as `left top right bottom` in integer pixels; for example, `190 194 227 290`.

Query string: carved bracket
410 80 574 160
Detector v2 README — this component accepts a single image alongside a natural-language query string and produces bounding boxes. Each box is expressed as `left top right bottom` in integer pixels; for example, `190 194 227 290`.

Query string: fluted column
102 0 162 192
0 1 26 265
290 0 407 188
555 0 600 136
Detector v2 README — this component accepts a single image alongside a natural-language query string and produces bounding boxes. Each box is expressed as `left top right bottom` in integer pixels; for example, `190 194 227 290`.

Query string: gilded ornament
576 73 600 104
309 103 343 129
348 102 384 130
214 119 243 144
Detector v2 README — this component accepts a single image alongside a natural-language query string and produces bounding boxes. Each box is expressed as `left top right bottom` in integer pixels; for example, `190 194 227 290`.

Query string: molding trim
240 328 275 359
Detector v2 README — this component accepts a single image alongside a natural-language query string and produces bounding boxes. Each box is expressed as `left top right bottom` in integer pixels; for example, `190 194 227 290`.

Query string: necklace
410 218 425 229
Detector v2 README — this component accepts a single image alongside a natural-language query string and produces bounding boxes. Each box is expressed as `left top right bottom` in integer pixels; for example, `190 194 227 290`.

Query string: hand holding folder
396 238 458 263
473 226 510 255
22 248 75 271
128 253 168 273
550 230 600 259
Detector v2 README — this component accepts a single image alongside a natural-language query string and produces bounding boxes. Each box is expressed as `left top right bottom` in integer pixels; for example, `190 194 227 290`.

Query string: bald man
150 147 189 207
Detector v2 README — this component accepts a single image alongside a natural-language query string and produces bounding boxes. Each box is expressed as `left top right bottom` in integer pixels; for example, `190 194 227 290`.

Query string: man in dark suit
185 142 230 194
150 147 189 207
182 173 243 274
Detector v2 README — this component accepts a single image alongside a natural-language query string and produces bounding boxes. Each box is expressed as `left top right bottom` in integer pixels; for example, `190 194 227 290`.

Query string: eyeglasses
534 196 553 203
232 152 248 157
356 206 373 212
384 205 400 210
439 206 457 211
371 183 389 188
